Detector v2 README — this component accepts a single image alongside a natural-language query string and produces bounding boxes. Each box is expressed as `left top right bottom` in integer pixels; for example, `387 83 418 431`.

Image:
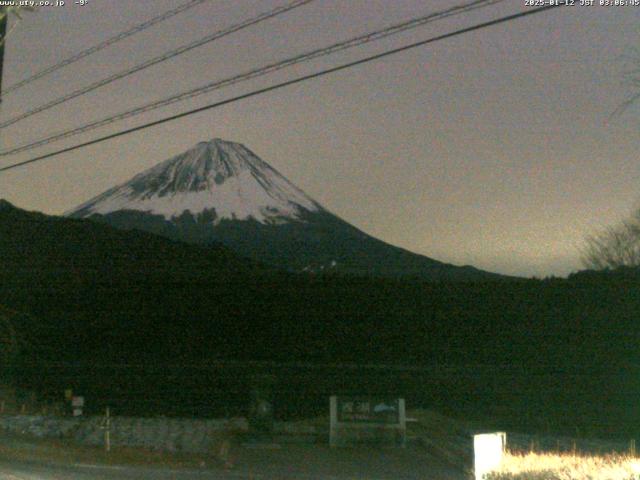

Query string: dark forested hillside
2 199 640 436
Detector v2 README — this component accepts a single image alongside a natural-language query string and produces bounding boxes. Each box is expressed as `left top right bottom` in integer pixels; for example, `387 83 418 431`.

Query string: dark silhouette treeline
1 200 639 438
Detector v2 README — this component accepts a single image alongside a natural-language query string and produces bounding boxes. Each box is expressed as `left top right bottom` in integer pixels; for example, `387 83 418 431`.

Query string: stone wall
0 415 321 452
0 415 248 453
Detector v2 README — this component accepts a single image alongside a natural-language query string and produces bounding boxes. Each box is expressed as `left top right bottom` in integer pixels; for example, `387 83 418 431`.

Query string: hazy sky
0 0 638 278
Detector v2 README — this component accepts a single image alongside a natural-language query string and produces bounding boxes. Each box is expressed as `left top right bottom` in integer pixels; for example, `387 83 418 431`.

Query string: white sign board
474 432 506 480
329 396 406 447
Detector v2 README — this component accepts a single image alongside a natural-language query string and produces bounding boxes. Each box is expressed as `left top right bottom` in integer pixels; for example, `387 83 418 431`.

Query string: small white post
105 406 111 452
329 396 338 447
398 398 406 448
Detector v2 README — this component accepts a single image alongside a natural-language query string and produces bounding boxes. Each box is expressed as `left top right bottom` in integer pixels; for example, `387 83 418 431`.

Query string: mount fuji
67 138 503 280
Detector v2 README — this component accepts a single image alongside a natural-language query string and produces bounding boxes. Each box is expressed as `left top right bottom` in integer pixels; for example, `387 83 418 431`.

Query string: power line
0 0 314 130
0 4 559 174
7 359 594 373
0 0 505 157
2 0 210 96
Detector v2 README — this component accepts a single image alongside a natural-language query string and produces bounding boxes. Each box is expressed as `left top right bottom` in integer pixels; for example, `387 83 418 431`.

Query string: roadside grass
0 431 223 469
406 409 475 467
485 452 640 480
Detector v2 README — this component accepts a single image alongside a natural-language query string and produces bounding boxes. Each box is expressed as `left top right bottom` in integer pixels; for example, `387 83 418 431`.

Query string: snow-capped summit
67 138 322 225
67 138 505 281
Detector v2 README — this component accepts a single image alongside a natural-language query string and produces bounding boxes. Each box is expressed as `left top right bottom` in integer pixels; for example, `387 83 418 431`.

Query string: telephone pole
0 7 7 103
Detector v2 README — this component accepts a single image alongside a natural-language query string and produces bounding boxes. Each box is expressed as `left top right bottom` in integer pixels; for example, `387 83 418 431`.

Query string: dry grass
485 452 640 480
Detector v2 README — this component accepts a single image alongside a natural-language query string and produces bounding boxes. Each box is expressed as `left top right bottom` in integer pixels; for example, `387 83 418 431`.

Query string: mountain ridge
67 138 509 281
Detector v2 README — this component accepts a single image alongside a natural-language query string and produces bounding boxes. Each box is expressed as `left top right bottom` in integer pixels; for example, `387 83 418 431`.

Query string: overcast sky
0 0 638 278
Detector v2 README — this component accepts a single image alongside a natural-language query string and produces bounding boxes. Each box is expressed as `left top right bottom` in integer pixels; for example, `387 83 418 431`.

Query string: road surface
0 447 469 479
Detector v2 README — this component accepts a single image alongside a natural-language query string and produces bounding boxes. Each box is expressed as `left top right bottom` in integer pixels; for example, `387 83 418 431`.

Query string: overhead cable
0 0 314 129
0 0 504 156
0 4 559 174
3 0 211 96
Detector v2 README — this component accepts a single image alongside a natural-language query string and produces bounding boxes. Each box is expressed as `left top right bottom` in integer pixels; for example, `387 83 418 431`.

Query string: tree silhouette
581 207 640 270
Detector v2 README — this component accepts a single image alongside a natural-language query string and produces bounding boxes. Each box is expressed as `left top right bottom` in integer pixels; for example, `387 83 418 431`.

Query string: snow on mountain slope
67 139 322 224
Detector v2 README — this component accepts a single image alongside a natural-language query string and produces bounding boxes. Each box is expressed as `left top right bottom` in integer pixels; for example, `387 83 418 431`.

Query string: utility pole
0 7 7 103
